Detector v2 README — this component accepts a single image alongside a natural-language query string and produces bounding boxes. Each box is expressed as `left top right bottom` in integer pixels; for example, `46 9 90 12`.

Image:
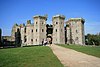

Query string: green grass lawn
57 44 100 58
0 46 63 67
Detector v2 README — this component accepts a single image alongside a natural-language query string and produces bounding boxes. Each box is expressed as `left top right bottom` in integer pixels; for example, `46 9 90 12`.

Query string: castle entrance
47 36 52 44
46 24 53 44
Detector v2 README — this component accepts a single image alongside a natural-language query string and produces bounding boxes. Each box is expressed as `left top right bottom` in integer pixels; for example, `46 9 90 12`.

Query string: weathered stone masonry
11 15 85 46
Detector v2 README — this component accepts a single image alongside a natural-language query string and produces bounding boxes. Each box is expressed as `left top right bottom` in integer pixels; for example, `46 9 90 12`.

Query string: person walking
44 39 47 46
42 39 44 46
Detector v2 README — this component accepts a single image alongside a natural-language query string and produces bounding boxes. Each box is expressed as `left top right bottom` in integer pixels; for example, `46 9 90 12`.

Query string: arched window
42 29 44 32
76 30 78 33
31 29 33 32
36 29 37 32
56 29 57 32
36 39 37 42
24 36 27 42
24 27 26 33
36 22 37 24
56 22 58 24
31 39 33 42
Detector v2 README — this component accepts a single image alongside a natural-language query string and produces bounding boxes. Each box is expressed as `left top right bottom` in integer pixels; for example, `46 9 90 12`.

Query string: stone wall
11 15 85 46
11 24 20 41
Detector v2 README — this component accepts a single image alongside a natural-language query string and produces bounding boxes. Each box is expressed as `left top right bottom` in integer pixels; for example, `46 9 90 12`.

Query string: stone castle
11 15 85 46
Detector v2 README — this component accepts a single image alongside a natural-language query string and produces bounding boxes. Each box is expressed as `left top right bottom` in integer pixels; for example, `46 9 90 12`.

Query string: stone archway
47 36 52 44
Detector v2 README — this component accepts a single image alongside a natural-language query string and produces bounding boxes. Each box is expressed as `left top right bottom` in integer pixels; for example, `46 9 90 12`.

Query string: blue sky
0 0 100 36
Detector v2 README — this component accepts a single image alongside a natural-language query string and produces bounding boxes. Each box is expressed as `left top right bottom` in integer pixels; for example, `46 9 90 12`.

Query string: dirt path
49 44 100 67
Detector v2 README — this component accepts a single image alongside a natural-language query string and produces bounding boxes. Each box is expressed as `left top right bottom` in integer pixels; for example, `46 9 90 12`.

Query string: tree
85 34 100 46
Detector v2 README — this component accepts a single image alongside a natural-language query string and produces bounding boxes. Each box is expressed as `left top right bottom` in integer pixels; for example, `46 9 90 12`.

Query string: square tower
66 18 85 45
52 15 65 44
11 24 20 41
33 15 47 45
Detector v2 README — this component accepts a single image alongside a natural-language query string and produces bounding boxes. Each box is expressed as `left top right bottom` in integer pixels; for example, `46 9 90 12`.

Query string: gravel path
49 44 100 67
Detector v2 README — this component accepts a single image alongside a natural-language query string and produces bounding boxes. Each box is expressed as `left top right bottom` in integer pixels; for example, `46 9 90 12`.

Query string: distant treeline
85 33 100 46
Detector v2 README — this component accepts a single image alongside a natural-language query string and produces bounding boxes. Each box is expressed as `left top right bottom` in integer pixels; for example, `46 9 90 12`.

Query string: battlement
33 15 47 20
27 20 31 24
20 24 25 28
10 15 85 46
13 23 18 27
67 18 85 22
52 15 65 19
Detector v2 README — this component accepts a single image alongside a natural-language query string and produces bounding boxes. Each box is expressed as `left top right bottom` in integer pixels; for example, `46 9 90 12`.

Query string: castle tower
11 23 20 41
25 20 33 45
66 18 85 45
20 23 26 46
52 15 65 44
33 15 47 45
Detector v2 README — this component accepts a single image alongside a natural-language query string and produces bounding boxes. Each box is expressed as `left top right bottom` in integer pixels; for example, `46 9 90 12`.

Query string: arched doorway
47 36 52 44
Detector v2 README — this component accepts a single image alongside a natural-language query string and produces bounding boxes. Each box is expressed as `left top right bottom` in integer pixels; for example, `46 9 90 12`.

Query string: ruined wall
11 15 85 46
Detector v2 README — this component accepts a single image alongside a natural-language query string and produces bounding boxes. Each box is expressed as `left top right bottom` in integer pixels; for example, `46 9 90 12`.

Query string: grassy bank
0 46 63 67
57 44 100 58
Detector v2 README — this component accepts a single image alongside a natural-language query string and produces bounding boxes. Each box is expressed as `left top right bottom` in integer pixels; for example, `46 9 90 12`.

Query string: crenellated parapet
67 18 85 23
33 15 47 21
10 15 85 46
52 15 65 21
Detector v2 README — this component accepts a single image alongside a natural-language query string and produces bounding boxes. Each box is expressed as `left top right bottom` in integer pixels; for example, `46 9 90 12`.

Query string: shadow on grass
0 44 44 49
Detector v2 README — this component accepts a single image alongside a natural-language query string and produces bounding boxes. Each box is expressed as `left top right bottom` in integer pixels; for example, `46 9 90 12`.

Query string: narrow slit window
56 29 57 32
56 22 58 24
32 29 33 32
31 39 33 42
36 22 37 24
24 27 26 33
42 29 44 32
36 29 37 32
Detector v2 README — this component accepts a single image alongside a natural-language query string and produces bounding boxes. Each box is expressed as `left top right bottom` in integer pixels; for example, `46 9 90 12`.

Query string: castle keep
11 15 85 46
66 18 85 45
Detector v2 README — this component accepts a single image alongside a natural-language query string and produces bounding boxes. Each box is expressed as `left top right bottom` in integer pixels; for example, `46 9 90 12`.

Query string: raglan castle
10 15 85 46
